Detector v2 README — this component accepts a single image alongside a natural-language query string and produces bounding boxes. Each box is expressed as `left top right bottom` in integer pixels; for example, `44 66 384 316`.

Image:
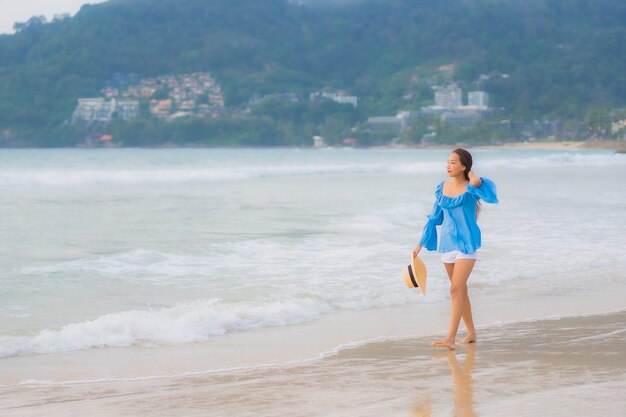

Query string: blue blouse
419 177 498 254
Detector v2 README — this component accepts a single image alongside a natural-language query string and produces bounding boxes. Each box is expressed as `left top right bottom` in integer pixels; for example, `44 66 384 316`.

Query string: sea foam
0 151 622 186
0 298 331 358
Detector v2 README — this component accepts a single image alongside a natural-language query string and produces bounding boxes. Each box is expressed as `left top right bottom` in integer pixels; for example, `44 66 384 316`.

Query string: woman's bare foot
432 339 456 350
460 333 477 344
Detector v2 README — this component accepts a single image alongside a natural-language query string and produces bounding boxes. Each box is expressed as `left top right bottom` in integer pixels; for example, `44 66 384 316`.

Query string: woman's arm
467 170 482 187
466 173 499 204
415 200 443 255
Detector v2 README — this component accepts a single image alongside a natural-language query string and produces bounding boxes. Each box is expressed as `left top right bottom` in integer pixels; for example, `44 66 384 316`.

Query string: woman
413 149 498 350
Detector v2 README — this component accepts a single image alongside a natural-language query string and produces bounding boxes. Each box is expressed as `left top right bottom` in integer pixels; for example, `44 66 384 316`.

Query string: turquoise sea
1 147 625 379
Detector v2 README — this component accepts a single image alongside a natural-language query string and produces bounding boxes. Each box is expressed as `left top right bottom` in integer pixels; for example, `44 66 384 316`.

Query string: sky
0 0 107 34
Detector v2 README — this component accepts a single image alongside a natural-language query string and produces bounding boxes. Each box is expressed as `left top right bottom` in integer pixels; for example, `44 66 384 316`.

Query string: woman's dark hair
452 148 473 181
452 148 481 218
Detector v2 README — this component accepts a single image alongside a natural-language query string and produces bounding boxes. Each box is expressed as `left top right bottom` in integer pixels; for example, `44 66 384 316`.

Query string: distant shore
474 140 587 150
479 139 626 151
396 139 626 152
2 139 625 151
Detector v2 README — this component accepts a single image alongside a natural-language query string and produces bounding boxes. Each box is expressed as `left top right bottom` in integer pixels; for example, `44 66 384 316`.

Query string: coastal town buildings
426 85 490 112
116 100 141 120
611 119 626 138
310 91 358 107
422 85 493 127
71 71 224 123
434 84 463 109
468 91 489 109
72 98 106 123
249 93 301 105
71 98 140 124
367 85 493 133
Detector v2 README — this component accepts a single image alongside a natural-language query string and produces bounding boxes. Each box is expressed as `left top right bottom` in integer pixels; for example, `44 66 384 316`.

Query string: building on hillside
418 86 493 128
333 95 358 107
310 91 358 107
72 98 115 123
150 99 173 118
209 94 225 107
435 84 462 109
94 100 116 122
72 98 104 122
72 98 140 123
179 100 197 111
249 92 301 106
97 71 225 119
441 110 482 128
116 100 140 120
468 91 489 109
102 87 119 98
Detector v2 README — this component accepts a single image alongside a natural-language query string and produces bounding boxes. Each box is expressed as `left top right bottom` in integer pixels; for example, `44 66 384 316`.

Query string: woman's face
447 152 466 177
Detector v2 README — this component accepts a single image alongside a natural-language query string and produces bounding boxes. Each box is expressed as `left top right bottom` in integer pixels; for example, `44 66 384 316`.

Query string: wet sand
2 310 625 417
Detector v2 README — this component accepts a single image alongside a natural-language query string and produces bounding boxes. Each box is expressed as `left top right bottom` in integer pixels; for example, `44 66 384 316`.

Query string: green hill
0 0 625 145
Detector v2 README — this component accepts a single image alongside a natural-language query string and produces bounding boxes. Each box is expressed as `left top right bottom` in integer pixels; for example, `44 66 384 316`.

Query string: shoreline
400 139 626 151
2 309 625 416
2 274 626 387
1 139 625 151
3 306 625 386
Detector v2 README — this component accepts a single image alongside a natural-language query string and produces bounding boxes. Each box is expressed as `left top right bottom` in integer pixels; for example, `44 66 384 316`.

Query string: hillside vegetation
0 0 624 145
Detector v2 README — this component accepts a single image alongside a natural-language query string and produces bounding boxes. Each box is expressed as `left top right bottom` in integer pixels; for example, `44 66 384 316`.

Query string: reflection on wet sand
3 312 626 416
412 344 478 417
445 344 478 417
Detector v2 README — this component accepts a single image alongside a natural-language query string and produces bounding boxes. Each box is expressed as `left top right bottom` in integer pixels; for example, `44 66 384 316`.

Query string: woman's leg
443 263 477 344
433 259 476 350
459 293 477 344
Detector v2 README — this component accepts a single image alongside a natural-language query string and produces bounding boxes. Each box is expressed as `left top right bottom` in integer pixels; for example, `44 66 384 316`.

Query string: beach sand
2 310 625 417
475 140 587 150
479 140 626 151
397 139 626 151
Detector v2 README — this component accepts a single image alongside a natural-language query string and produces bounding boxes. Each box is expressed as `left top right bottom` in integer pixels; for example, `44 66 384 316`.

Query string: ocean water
1 147 625 362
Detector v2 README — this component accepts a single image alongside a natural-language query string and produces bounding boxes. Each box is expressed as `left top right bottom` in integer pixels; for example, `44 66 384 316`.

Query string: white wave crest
0 151 622 186
480 151 626 170
0 164 387 186
0 298 331 358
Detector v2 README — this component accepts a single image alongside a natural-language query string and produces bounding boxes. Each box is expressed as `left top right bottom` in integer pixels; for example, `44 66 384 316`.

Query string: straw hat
402 254 427 294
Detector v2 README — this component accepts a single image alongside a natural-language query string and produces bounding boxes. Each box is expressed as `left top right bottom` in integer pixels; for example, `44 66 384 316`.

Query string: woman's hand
412 244 422 258
467 170 482 187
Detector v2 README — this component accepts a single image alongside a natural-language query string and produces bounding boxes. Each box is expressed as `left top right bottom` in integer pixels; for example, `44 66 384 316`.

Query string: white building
72 98 112 123
367 111 419 134
313 136 327 148
442 110 482 127
116 100 140 120
310 91 358 107
333 95 358 107
468 91 489 109
435 85 462 109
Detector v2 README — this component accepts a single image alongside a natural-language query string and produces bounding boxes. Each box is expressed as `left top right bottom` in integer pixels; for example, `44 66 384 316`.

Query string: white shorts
441 250 477 264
